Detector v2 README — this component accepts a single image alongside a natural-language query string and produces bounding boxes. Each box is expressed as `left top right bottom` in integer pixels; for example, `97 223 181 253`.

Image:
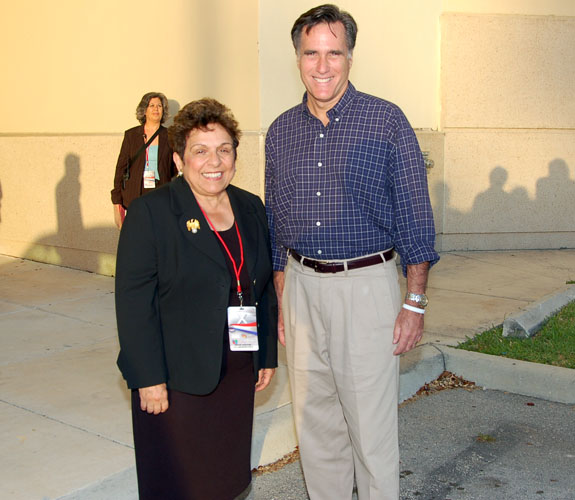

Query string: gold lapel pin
186 219 200 233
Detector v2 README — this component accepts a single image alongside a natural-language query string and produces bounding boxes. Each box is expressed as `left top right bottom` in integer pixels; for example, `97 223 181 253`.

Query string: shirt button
319 133 324 138
317 249 323 255
335 118 340 122
316 221 321 226
316 191 321 196
317 162 323 167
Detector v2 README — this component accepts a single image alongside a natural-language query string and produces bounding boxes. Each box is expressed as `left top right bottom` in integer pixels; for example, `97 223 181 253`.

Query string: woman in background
111 91 177 228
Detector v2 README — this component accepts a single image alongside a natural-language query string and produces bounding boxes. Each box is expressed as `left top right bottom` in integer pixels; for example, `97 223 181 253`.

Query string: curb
400 342 575 406
251 403 297 468
437 346 575 404
398 344 446 402
503 285 575 338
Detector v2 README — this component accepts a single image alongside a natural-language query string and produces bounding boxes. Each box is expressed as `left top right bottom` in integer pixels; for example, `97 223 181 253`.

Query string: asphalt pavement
249 388 575 500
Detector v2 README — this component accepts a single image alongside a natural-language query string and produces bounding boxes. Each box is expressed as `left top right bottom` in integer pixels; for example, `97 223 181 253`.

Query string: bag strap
123 127 162 189
130 127 162 165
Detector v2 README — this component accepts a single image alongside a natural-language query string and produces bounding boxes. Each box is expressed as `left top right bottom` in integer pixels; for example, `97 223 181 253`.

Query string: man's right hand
273 271 286 346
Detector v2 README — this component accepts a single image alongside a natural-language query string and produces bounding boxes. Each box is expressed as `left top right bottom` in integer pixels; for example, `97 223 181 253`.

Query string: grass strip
457 300 575 369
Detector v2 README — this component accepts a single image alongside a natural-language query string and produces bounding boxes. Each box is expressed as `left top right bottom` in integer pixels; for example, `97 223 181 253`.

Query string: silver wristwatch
405 292 429 308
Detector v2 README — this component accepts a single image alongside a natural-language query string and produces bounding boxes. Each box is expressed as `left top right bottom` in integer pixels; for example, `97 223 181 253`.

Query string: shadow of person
470 166 515 232
56 153 83 243
24 153 119 274
535 158 575 232
163 99 181 127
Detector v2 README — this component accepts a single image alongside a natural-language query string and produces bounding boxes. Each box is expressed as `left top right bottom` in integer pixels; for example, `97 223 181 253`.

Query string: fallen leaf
252 447 300 476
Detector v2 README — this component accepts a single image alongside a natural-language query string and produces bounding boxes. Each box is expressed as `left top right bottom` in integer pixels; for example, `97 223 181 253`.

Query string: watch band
405 292 428 308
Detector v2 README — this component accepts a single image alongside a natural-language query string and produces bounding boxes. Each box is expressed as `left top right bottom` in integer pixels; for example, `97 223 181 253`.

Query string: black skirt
131 224 257 499
131 347 254 500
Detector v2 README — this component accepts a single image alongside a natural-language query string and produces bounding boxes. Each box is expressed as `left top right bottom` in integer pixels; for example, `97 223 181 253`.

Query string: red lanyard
144 134 149 169
198 206 245 304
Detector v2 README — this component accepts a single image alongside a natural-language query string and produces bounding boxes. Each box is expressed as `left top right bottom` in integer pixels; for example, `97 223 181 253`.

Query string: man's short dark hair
291 4 358 55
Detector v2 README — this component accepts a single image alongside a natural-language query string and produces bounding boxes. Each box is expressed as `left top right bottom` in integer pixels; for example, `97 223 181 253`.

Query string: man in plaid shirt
265 5 439 499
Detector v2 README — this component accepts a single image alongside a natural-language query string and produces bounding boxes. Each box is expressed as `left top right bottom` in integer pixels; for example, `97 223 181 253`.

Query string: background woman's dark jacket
115 177 278 395
111 125 177 209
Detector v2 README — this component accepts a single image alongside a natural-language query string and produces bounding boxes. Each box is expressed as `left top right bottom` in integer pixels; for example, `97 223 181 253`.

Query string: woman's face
174 123 236 198
145 97 163 124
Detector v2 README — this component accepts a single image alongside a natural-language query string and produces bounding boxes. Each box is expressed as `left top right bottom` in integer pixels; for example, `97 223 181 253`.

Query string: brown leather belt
289 249 394 274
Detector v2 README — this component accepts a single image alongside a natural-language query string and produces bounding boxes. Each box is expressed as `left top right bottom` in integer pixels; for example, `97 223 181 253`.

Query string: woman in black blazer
115 98 277 500
111 92 177 228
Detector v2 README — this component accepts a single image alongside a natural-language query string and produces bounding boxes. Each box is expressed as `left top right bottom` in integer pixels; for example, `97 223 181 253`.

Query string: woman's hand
138 383 169 414
113 204 124 229
255 368 275 392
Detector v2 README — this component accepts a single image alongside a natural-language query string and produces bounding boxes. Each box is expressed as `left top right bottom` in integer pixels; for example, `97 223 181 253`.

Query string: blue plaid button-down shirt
265 83 439 275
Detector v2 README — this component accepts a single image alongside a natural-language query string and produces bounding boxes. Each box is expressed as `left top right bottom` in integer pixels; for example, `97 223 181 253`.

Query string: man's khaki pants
283 255 401 500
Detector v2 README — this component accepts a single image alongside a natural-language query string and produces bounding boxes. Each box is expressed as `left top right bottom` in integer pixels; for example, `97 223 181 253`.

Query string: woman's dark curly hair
135 92 169 125
168 98 241 160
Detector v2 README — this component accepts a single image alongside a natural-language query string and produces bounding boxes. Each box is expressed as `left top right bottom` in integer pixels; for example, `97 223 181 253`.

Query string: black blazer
111 125 177 209
115 177 278 395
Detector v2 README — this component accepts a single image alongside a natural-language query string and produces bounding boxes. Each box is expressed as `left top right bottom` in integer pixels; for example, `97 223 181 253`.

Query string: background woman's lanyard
143 134 150 169
198 206 245 306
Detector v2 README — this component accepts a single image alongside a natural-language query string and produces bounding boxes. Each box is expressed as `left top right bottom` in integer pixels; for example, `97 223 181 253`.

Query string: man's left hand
392 307 424 355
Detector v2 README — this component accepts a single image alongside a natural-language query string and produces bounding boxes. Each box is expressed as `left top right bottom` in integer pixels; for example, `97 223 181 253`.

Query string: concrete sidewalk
1 250 574 499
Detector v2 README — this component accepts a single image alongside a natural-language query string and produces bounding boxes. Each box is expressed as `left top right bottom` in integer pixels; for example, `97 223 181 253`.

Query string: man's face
297 21 352 113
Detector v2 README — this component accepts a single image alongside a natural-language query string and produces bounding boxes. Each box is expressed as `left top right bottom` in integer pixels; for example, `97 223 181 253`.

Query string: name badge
143 170 156 189
227 306 259 351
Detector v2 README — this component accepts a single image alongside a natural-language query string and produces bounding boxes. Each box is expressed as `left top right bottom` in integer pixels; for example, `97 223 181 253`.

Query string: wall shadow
9 151 575 273
163 99 181 128
23 152 119 274
438 158 575 248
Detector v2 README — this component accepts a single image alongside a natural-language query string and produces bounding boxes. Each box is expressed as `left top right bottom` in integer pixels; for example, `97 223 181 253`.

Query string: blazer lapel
170 177 227 270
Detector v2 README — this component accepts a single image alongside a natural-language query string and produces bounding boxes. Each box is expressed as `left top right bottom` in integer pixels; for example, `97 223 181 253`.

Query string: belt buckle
310 258 329 272
312 259 324 272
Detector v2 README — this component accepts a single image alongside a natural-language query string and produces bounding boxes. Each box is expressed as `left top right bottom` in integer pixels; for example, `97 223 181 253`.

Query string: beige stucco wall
439 12 575 251
1 1 574 274
0 0 261 133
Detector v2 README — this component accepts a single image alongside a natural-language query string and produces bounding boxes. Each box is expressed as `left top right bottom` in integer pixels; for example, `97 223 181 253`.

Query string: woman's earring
178 170 183 177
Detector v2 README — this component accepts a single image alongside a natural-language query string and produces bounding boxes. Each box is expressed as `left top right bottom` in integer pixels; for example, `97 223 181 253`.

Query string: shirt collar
300 81 357 122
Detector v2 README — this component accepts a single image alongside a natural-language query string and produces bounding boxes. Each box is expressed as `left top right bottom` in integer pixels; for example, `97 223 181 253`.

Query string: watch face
407 293 428 307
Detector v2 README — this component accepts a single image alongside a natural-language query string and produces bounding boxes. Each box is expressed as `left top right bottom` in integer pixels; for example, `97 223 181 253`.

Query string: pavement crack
0 398 133 449
1 301 110 327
